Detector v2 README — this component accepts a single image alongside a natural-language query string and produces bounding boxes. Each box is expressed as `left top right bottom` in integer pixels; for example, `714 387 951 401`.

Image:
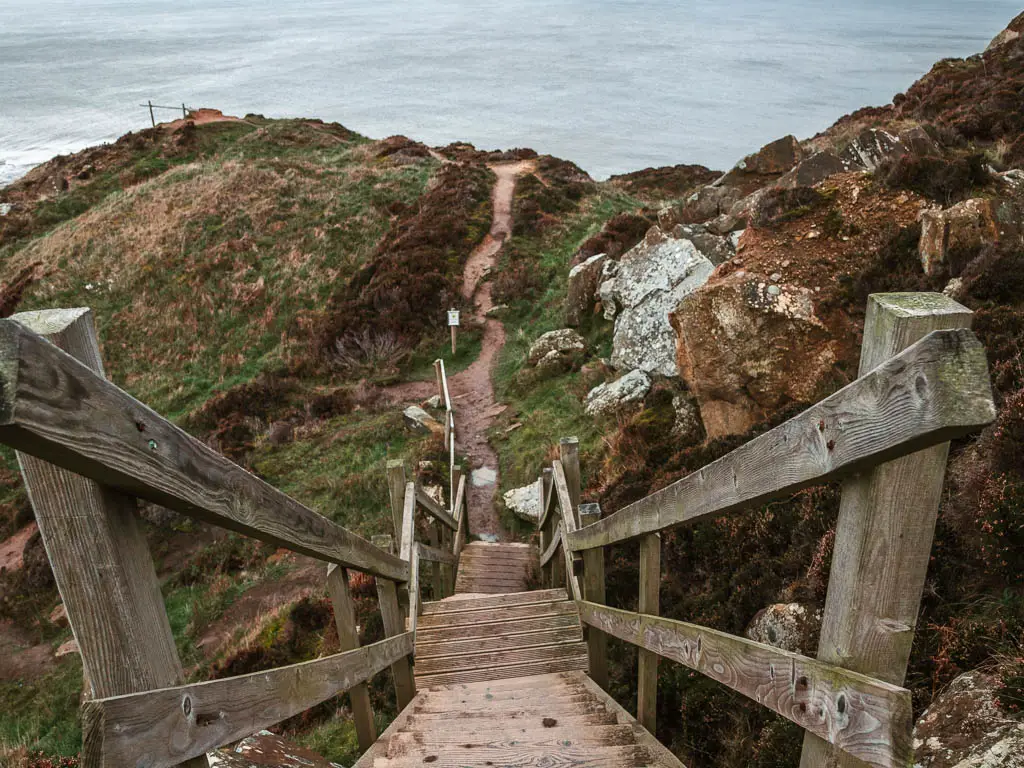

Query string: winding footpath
449 160 535 537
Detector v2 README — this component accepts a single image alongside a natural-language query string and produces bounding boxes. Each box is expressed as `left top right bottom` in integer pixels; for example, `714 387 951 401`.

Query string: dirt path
447 160 535 538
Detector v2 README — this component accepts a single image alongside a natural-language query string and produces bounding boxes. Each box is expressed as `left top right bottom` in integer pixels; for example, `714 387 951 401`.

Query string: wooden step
416 626 583 658
417 600 574 629
416 613 580 642
385 725 636 754
416 641 589 676
419 686 593 707
421 589 566 615
420 670 587 693
414 654 589 687
373 745 646 768
402 711 620 729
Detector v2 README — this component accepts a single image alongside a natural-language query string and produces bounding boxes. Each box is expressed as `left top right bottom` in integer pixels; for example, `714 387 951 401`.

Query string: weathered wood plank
386 460 407 549
415 642 589 676
0 319 408 581
408 545 421 634
553 461 583 601
416 627 584 658
398 482 416 567
568 327 995 552
82 633 412 768
578 601 912 768
438 358 452 412
421 589 567 615
386 725 635 752
401 712 620 729
540 522 563 567
376 579 416 710
326 565 376 751
416 486 458 530
559 437 582 527
12 309 206 768
637 533 661 735
373 745 643 768
418 601 576 629
415 614 580 642
580 504 608 690
800 292 973 768
417 541 458 566
537 467 555 531
414 654 590 688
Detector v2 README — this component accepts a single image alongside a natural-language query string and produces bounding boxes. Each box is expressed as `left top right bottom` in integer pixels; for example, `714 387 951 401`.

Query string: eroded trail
448 160 535 537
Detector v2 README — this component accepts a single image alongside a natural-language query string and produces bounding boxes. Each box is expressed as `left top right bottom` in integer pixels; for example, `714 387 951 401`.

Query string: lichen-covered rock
671 224 735 265
671 393 703 443
737 135 803 175
607 228 715 377
777 150 861 189
209 731 344 767
565 253 607 326
987 11 1024 51
919 198 1000 276
839 128 908 171
503 483 541 523
744 603 820 654
671 271 836 438
403 405 443 435
585 369 652 418
527 328 586 366
913 669 1024 767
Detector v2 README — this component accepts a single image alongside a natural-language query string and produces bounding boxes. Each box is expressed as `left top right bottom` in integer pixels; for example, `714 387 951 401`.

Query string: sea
0 0 1019 186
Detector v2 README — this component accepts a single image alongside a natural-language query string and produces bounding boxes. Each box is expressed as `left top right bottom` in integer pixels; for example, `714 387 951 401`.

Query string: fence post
433 359 445 402
637 532 661 734
182 102 187 119
386 460 407 550
375 577 416 710
11 308 206 768
799 293 973 767
559 437 581 528
579 503 607 690
326 565 375 750
148 100 155 127
540 467 554 586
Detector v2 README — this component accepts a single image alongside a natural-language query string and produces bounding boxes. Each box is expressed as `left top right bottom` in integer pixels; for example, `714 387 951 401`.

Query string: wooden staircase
453 540 537 593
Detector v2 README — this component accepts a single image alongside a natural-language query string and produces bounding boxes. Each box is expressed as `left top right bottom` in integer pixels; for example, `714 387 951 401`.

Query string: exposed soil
0 619 52 682
447 160 535 537
0 522 36 573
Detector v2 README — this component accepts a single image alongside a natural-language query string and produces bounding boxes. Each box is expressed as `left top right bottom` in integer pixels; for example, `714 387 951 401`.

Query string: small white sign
448 309 460 327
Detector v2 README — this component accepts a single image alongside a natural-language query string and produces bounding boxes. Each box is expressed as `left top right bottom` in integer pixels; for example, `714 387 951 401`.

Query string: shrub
878 152 990 203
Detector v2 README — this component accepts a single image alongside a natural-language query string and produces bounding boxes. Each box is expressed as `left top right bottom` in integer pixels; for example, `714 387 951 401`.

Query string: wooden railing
533 293 996 768
0 310 466 767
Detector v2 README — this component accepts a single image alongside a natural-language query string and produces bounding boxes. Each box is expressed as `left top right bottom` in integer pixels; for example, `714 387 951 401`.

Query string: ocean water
0 0 1018 185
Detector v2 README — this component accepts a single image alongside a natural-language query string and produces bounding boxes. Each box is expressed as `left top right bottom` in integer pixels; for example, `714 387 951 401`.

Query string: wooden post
375 578 416 710
326 565 375 750
433 360 445 401
799 293 973 768
559 437 581 528
11 308 206 768
541 467 554 586
451 325 457 356
148 100 155 127
637 533 661 734
386 460 407 550
182 102 187 119
371 534 394 555
579 504 607 690
429 520 444 600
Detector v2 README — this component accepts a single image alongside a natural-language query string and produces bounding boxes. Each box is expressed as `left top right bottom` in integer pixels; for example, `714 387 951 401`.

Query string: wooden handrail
568 328 994 552
417 541 457 565
415 485 458 530
82 632 414 768
577 602 911 768
0 319 409 582
552 461 582 601
539 522 563 567
453 474 468 559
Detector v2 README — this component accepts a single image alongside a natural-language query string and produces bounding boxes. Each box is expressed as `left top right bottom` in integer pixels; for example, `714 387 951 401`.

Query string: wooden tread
454 541 538 594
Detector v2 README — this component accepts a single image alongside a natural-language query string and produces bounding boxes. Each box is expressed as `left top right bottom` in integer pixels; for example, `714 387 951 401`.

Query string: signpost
447 309 459 355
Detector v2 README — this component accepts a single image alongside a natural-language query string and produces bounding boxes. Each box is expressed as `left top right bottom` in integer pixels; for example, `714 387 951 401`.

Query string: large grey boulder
527 328 586 366
403 405 444 435
502 483 541 523
585 369 652 418
914 669 1024 767
919 199 999 276
565 253 607 326
777 150 861 189
605 228 715 377
744 603 820 655
839 128 907 171
671 223 735 265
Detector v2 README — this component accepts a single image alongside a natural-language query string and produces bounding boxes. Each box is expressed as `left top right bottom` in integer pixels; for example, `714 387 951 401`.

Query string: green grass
0 656 83 757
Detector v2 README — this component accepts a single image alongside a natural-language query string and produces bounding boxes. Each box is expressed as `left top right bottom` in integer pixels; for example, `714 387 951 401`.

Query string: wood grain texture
373 745 643 768
553 461 583 601
578 601 912 768
416 627 584 658
568 327 994 551
421 589 568 615
580 506 607 690
453 475 468 559
540 522 563 567
416 486 457 530
376 579 416 710
415 614 580 643
11 310 207 768
419 601 576 629
386 460 407 549
408 545 421 634
417 541 458 566
415 641 589 676
559 437 582 527
385 725 635 752
326 565 376 751
412 655 590 688
0 319 407 581
637 533 661 735
800 293 972 768
82 633 412 768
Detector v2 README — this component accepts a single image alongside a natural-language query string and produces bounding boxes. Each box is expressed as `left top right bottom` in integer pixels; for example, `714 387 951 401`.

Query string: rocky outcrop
672 270 836 437
605 228 715 377
670 224 735 265
527 329 586 366
745 603 820 655
565 254 607 326
671 393 703 443
503 483 541 523
839 128 907 171
913 669 1024 767
585 370 652 418
919 198 1000 276
736 135 803 175
777 151 860 189
987 11 1024 52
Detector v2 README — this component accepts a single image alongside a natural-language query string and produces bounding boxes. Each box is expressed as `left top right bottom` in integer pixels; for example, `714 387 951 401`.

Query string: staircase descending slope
453 540 537 593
